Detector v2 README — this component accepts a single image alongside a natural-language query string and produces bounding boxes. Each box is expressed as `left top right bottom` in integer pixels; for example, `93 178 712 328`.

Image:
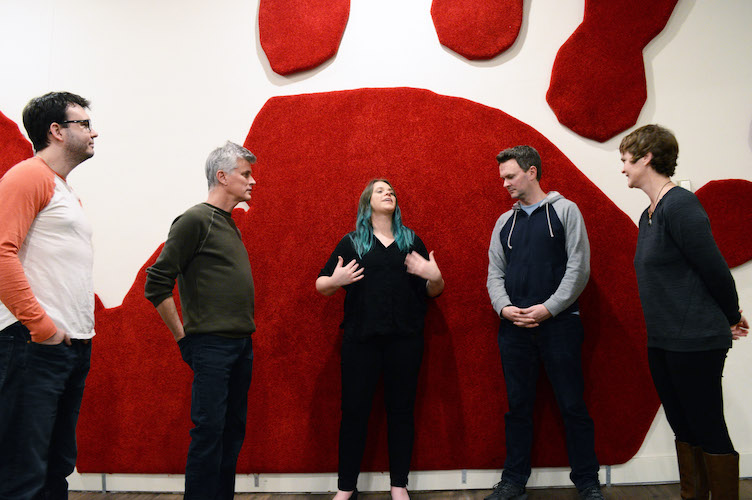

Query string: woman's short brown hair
619 124 678 177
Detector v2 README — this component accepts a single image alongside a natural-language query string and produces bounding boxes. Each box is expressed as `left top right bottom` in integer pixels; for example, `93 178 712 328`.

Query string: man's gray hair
205 141 256 189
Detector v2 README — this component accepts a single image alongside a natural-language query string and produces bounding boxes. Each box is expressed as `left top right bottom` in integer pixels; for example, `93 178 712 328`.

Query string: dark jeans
0 322 29 448
498 314 599 491
337 334 424 491
648 347 734 454
0 324 91 500
179 334 253 500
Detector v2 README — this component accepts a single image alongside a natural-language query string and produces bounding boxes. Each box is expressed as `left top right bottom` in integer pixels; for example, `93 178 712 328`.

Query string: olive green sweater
145 203 255 338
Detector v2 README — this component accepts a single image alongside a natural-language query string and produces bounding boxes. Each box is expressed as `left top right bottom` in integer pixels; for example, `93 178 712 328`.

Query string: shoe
334 489 358 500
703 451 739 500
484 479 528 500
578 485 605 500
676 440 709 499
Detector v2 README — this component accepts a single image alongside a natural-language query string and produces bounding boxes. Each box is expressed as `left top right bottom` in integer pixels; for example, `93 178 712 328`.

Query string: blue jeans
178 334 253 500
498 314 599 491
0 325 91 500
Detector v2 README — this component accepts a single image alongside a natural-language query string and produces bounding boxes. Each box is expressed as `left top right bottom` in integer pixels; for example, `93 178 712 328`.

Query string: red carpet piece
259 0 350 75
696 179 752 269
546 0 678 142
431 0 523 60
75 88 659 474
3 97 750 474
0 111 33 174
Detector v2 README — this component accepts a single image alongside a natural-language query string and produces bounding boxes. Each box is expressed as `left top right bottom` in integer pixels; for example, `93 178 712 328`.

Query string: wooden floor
70 479 752 499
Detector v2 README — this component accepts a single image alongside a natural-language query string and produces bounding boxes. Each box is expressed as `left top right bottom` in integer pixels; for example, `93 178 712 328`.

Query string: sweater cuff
28 314 57 343
543 299 563 318
145 290 175 309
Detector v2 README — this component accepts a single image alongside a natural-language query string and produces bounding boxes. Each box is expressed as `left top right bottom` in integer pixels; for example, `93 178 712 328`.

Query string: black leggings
648 347 734 454
337 334 423 491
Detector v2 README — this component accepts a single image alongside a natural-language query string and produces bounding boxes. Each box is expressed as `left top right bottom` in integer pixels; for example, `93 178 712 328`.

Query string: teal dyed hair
349 179 415 258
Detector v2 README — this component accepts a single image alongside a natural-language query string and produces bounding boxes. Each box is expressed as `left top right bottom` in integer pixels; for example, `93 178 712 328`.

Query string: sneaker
578 484 605 500
484 479 528 500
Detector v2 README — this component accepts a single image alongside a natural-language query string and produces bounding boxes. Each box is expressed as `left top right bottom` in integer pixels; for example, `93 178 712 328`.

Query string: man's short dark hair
619 124 678 177
22 92 91 153
496 145 542 180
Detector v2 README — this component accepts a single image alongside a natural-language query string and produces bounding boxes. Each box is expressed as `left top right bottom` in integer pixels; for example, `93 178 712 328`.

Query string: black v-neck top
320 232 430 341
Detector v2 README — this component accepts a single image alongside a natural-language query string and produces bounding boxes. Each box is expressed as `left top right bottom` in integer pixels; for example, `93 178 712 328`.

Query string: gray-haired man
145 141 257 500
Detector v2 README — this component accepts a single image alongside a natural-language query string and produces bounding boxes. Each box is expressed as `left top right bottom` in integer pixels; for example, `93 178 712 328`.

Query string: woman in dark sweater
316 179 444 500
619 124 748 500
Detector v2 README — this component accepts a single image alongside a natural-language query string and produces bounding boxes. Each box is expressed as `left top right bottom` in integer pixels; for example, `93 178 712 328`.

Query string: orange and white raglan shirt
0 157 95 342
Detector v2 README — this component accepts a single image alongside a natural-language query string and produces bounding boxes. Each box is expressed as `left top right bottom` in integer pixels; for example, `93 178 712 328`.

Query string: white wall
1 0 750 492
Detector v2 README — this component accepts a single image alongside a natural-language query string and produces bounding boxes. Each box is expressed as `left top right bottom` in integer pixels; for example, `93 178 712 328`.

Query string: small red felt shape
0 111 33 174
546 0 678 142
431 0 523 60
259 0 350 76
696 179 752 269
74 89 658 474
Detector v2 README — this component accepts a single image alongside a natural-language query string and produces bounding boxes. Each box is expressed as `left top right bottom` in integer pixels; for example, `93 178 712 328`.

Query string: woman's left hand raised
405 250 442 282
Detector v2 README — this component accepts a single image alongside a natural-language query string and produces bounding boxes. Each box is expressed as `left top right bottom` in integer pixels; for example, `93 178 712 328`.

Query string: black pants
337 334 424 491
648 347 734 454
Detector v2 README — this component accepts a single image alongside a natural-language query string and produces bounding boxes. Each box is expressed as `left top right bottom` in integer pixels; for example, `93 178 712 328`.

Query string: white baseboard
67 452 752 493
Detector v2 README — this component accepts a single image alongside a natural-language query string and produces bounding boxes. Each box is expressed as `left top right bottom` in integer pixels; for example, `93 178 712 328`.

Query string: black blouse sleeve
411 234 430 260
319 234 357 278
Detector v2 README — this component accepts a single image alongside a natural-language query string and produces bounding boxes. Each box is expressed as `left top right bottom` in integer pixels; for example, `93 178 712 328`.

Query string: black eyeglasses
59 119 92 132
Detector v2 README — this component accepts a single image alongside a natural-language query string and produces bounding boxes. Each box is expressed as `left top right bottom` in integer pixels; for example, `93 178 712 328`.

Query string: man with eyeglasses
0 91 98 499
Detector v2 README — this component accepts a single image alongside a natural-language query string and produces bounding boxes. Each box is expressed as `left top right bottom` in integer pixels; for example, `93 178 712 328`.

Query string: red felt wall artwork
696 179 752 269
71 87 660 474
259 0 350 75
546 0 679 142
2 92 750 474
0 111 33 171
431 0 523 60
259 0 682 143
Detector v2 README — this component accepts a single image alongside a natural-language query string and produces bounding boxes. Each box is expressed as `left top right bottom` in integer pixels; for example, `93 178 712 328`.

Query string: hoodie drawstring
506 209 518 249
507 202 554 248
545 203 554 237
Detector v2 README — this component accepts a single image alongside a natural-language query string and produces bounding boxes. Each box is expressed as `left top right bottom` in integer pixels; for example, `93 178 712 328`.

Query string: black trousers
337 334 424 491
648 347 734 454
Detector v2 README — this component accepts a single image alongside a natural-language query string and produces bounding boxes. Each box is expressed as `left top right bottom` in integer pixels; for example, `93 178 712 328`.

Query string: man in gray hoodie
485 145 602 500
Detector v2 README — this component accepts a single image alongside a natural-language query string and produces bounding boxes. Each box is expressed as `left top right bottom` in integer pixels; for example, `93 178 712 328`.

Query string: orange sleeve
0 158 57 341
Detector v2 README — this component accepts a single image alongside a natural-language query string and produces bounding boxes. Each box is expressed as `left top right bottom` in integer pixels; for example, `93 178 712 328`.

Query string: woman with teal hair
317 179 444 500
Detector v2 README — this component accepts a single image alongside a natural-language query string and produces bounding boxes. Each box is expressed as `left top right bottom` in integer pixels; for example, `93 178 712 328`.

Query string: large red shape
259 0 350 76
0 111 33 174
546 0 678 142
76 88 658 474
696 179 752 269
431 0 523 60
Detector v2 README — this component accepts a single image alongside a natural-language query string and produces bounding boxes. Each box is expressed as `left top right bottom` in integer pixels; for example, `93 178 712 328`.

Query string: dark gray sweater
634 187 740 351
145 203 255 338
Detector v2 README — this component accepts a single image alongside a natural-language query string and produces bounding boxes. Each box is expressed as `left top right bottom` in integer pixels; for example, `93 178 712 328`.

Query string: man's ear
48 123 65 143
216 169 227 185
